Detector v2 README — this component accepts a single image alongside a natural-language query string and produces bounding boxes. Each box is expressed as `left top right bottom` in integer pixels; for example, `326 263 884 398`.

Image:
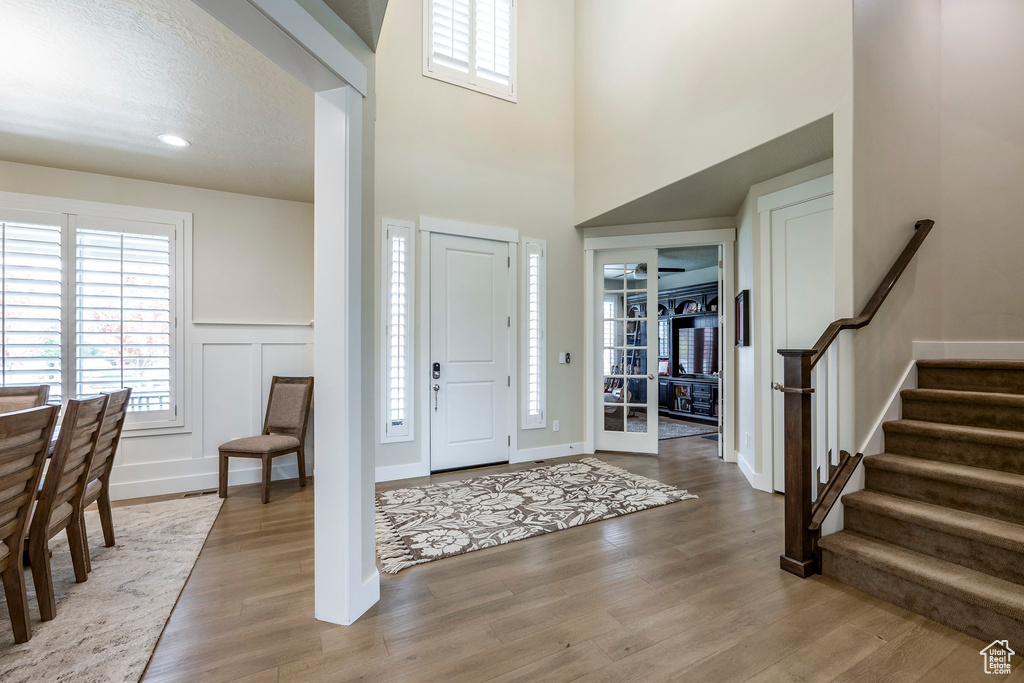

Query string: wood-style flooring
142 438 1006 682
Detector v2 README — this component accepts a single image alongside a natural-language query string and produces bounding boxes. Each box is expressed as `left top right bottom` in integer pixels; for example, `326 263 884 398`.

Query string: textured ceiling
322 0 389 50
0 0 314 202
578 117 834 228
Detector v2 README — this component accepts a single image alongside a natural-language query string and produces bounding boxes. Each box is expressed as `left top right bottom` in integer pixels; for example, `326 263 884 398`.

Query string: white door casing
429 233 511 471
770 194 835 492
595 248 659 454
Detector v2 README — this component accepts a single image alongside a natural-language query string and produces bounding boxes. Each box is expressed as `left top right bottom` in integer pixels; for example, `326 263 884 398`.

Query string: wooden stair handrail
806 219 933 368
778 219 934 579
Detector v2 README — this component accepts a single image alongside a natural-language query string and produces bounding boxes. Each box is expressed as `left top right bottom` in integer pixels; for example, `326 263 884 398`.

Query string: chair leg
29 537 57 621
297 446 307 488
1 563 32 643
218 451 229 499
80 513 92 574
98 485 115 548
262 455 272 504
66 517 89 584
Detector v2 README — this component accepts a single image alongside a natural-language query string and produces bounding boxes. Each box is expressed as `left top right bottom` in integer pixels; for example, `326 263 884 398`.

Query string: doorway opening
652 246 723 455
587 228 735 463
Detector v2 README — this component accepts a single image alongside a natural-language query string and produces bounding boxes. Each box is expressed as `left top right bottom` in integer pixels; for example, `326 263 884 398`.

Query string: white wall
0 159 316 499
850 0 942 444
373 0 580 477
939 0 1024 341
574 0 852 226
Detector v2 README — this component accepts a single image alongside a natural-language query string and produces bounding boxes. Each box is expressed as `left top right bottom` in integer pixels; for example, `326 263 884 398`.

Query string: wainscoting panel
108 323 314 501
201 344 255 459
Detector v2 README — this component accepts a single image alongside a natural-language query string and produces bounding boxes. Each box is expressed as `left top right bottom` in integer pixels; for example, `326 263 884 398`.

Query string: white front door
771 194 835 492
430 233 511 472
595 249 659 454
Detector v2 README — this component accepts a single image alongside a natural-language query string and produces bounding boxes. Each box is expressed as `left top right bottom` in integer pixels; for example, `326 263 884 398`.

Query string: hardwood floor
142 438 1002 682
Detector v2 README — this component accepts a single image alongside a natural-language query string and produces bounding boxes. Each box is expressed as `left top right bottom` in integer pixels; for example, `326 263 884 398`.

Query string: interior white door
771 194 835 492
430 233 511 471
595 249 659 454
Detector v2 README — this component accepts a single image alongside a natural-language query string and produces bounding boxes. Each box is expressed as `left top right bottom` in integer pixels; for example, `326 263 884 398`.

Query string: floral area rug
375 457 697 573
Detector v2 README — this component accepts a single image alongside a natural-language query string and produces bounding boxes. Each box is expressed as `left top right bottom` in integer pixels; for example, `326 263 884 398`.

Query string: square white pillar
313 85 379 625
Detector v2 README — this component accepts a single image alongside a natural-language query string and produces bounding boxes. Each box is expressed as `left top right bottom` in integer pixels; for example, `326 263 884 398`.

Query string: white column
313 85 379 625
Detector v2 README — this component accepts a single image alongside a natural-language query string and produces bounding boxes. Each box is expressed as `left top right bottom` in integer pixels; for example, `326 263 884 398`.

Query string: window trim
422 0 518 103
381 219 416 444
521 237 545 430
0 190 192 436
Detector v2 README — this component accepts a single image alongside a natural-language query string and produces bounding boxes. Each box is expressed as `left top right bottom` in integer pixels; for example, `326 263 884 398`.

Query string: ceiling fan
620 263 686 280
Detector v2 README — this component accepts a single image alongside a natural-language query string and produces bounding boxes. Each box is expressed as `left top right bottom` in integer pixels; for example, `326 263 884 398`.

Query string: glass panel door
595 249 658 454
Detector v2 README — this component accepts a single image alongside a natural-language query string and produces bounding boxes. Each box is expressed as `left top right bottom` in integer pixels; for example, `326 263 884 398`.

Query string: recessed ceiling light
158 134 190 148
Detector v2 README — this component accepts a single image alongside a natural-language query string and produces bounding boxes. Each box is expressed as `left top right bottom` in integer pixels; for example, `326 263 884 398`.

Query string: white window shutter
0 218 63 401
475 0 512 86
522 238 545 429
382 221 415 443
75 228 173 415
431 0 471 73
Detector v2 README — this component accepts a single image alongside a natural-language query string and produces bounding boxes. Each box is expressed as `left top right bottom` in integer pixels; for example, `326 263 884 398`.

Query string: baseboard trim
511 442 585 465
737 452 772 493
375 461 431 483
109 460 313 501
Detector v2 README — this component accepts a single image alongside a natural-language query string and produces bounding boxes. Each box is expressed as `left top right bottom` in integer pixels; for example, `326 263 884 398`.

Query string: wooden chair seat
220 434 300 454
219 376 313 504
26 500 74 540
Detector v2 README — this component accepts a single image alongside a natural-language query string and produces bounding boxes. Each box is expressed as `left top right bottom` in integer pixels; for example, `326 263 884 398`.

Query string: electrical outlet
744 432 752 448
553 420 560 432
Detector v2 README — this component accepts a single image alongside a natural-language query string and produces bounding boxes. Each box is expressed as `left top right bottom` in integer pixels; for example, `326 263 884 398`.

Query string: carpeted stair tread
884 419 1024 449
865 453 1024 495
901 387 1024 408
819 531 1024 623
917 359 1024 371
842 490 1024 554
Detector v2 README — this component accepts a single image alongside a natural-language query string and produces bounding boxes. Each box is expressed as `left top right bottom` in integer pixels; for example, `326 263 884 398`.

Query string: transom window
424 0 517 101
0 195 188 432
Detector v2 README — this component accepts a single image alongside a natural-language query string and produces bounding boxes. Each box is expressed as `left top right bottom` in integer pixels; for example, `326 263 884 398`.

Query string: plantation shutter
0 210 64 402
430 0 471 73
475 0 512 85
74 216 174 420
382 222 414 442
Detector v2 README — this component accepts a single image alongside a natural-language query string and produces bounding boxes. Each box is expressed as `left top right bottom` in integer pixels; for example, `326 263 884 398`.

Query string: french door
595 249 658 454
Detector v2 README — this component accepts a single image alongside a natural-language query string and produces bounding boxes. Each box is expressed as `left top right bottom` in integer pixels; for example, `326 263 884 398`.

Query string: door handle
647 374 654 380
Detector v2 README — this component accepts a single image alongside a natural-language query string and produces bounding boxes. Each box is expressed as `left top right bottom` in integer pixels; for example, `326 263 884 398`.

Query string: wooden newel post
778 349 817 578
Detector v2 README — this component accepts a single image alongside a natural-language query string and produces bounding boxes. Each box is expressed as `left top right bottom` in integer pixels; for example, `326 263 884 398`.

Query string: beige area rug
376 457 697 574
0 495 223 682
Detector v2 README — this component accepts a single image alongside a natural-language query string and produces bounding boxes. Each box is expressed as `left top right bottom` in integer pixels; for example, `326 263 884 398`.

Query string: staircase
819 359 1024 650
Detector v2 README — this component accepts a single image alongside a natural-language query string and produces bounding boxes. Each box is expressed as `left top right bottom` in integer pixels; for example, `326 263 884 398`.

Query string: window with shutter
522 238 545 429
75 224 173 420
0 194 188 433
424 0 516 101
0 211 65 402
381 220 415 443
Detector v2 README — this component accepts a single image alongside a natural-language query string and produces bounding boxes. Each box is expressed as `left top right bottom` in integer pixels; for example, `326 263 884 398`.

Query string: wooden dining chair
0 385 50 415
0 406 58 643
27 394 108 621
219 376 313 504
80 388 131 572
